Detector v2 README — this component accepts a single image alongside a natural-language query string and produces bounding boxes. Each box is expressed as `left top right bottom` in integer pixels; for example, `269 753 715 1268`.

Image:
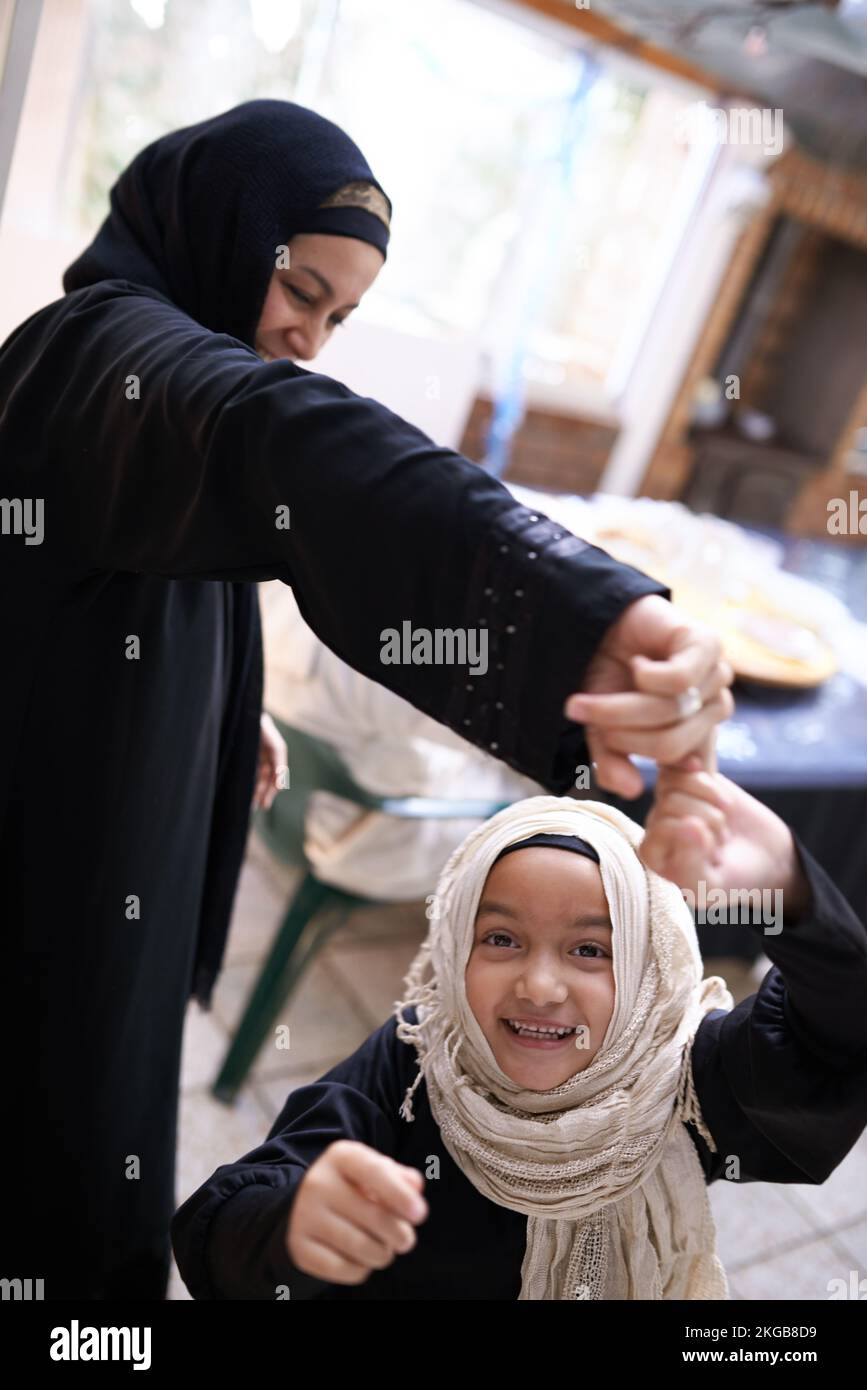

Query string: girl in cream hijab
393 794 734 1301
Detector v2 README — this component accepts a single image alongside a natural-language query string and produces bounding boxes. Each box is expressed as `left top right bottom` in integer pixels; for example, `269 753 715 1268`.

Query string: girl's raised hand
286 1139 428 1285
639 756 810 922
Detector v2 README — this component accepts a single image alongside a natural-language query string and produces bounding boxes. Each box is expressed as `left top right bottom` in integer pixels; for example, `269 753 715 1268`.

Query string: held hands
565 595 735 798
639 753 810 921
287 1140 428 1285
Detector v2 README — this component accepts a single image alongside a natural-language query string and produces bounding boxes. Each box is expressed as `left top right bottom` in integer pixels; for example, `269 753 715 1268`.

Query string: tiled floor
169 832 867 1302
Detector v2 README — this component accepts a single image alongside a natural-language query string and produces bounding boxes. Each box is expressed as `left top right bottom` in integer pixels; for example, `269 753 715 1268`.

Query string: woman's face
254 231 384 363
465 847 615 1091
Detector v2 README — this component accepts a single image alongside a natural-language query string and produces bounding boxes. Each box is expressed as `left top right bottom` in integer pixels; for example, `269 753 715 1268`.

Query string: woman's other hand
286 1140 428 1285
564 596 735 798
252 711 287 811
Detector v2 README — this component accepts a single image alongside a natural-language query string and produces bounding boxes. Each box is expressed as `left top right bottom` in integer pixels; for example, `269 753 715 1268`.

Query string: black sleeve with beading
0 281 669 793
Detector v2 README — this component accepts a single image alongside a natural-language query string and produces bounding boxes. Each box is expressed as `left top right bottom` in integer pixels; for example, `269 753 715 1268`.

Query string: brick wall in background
457 395 618 496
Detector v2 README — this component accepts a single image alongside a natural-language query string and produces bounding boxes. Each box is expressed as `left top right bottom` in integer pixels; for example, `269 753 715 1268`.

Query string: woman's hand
252 711 287 811
286 1140 428 1285
564 596 735 798
639 757 810 923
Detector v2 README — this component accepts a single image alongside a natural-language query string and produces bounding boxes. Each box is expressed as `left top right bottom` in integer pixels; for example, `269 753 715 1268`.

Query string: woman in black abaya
0 101 731 1299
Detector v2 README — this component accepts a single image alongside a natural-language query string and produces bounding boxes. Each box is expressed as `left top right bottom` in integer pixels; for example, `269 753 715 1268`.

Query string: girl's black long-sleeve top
172 832 867 1300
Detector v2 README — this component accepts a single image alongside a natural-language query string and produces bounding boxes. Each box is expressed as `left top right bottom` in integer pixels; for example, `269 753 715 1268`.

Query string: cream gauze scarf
393 795 734 1300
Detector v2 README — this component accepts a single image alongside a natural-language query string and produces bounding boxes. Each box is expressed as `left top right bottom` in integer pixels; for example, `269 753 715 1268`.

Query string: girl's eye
572 942 606 959
482 930 517 949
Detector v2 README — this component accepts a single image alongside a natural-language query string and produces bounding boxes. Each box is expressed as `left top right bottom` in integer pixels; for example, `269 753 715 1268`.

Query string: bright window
4 0 712 415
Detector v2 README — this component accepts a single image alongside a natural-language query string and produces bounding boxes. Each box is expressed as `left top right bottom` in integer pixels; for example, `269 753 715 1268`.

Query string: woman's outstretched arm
1 281 719 792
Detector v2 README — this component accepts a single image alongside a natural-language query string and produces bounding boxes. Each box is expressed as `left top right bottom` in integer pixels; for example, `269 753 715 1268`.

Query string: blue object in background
484 56 601 479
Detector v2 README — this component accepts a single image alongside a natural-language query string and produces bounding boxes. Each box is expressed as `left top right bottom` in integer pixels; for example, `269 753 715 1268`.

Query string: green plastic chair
212 716 512 1103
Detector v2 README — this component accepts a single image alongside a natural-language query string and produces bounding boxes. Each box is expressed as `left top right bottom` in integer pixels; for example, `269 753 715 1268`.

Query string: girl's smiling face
465 847 615 1091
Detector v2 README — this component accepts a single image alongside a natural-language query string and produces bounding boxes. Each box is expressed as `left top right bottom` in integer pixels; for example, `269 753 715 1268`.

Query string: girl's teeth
507 1020 574 1038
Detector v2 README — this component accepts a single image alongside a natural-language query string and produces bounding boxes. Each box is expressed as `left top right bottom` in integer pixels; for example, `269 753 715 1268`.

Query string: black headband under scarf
493 832 600 866
63 99 392 350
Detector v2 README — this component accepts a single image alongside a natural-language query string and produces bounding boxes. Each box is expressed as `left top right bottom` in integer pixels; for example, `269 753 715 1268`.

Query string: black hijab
62 99 392 349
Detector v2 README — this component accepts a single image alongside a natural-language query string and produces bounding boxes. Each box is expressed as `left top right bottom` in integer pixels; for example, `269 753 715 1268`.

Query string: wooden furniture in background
457 394 617 496
643 147 867 545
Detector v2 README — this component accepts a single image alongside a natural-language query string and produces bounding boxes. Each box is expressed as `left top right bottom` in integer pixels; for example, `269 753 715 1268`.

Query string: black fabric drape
191 581 263 1007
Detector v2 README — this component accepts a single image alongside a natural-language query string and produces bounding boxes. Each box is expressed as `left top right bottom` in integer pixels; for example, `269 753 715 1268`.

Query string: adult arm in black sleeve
2 283 668 793
690 831 867 1184
171 1017 409 1300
